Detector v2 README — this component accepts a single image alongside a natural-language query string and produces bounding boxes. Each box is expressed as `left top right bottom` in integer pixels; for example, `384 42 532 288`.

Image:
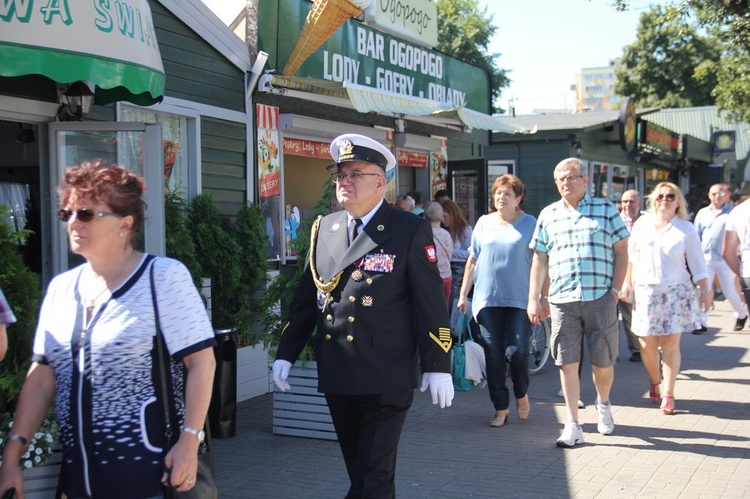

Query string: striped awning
344 82 446 116
258 74 532 133
454 107 531 133
0 0 164 106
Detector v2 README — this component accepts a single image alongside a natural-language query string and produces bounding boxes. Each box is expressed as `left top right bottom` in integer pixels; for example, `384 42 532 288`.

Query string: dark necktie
349 218 362 246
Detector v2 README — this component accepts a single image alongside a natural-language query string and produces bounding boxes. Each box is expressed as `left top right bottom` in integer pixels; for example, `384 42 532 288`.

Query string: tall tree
615 5 720 109
611 0 750 122
686 0 750 122
435 0 509 113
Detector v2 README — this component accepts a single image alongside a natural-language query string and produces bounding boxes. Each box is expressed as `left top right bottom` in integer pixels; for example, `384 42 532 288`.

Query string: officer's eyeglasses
330 172 382 184
58 208 117 223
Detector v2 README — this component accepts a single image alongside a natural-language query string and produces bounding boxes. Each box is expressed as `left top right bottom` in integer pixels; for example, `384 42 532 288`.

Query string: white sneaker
556 421 584 448
597 402 615 435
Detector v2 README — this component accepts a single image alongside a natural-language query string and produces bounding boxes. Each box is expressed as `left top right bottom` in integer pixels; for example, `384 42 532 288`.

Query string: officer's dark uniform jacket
277 201 452 395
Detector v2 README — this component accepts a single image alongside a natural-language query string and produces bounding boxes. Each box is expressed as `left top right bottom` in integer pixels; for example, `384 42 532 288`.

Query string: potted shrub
0 205 59 489
186 194 243 329
164 189 203 291
227 202 269 405
230 202 268 346
0 205 42 414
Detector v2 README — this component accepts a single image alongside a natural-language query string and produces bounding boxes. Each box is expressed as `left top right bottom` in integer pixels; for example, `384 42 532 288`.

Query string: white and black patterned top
32 254 215 498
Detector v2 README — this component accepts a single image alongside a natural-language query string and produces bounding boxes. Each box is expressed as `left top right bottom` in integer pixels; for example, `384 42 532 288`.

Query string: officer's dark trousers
325 389 414 499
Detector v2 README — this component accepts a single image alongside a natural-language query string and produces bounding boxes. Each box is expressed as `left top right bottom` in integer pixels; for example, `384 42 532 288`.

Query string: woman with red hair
0 160 216 498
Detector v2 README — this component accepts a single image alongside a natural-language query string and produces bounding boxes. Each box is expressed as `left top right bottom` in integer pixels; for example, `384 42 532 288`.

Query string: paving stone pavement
213 300 750 498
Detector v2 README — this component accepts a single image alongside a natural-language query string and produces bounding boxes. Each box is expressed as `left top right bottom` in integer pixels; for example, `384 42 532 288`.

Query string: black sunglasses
58 208 117 223
656 193 676 202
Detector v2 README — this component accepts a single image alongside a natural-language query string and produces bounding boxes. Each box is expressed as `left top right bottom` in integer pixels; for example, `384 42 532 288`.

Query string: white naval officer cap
327 134 396 172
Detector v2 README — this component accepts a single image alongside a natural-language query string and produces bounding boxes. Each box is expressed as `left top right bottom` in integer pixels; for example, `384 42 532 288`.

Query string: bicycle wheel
528 318 551 375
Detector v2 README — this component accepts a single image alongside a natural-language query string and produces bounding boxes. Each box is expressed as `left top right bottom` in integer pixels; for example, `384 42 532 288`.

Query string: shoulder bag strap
150 261 175 448
150 260 215 470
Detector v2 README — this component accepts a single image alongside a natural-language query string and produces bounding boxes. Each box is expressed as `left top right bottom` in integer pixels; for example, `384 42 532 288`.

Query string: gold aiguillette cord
309 216 343 294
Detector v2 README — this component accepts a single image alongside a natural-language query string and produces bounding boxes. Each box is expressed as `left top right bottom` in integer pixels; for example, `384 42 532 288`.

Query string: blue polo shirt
530 194 628 303
694 203 733 261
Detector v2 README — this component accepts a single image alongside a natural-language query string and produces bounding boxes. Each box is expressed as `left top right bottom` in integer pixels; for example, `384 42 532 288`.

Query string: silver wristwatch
181 426 206 443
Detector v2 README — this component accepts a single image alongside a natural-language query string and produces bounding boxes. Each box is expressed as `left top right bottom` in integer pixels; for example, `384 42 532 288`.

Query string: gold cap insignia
338 139 354 160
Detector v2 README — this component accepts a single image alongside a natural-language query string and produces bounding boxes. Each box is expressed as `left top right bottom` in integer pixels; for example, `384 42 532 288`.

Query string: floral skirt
632 281 701 336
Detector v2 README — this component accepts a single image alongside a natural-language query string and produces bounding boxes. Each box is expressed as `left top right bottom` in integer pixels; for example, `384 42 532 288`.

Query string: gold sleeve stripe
429 329 452 353
281 322 290 335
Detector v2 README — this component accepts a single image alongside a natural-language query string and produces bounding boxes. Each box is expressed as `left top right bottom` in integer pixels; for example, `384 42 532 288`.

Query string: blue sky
200 0 662 115
480 0 661 114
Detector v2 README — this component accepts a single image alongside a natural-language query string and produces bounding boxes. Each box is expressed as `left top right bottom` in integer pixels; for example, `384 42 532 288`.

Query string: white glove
419 372 454 408
272 360 292 392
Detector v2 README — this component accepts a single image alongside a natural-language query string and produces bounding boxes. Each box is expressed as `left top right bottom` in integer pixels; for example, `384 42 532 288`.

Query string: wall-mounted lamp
247 51 269 98
16 128 34 144
57 81 95 121
571 140 583 157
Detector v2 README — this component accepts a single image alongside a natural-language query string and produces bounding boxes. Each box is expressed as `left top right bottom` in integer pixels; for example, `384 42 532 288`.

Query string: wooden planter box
21 445 62 499
237 344 271 402
272 361 337 441
23 464 60 499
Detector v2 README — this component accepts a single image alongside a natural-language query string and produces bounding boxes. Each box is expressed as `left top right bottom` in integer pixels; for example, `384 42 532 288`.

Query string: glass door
48 122 163 276
449 159 486 226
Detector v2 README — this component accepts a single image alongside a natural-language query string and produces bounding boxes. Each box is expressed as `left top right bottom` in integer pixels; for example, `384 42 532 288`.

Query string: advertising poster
430 138 448 197
257 104 282 260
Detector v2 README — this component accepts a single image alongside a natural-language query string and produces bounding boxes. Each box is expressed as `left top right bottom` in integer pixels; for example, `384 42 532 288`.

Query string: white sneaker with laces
597 401 615 435
556 421 584 448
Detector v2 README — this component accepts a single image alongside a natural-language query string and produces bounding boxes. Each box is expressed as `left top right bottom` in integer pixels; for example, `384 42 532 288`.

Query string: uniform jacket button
349 296 356 302
366 278 373 284
346 335 354 342
325 334 331 340
326 314 333 321
348 316 355 323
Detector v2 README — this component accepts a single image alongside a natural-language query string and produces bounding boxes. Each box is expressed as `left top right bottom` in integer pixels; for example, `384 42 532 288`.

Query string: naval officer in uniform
272 133 454 498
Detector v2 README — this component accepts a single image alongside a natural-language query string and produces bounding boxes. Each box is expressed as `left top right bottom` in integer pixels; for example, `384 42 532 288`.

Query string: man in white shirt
723 197 750 330
696 184 748 331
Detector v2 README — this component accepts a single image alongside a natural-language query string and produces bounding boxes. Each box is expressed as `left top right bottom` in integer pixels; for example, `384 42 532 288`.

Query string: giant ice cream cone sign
282 0 370 76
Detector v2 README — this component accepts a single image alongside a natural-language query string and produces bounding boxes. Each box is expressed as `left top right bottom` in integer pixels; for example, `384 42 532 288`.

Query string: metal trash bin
208 328 237 438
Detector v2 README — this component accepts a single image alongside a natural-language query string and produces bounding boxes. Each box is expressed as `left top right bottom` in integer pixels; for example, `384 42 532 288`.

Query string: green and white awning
453 107 530 133
0 0 165 106
259 75 531 133
345 82 446 116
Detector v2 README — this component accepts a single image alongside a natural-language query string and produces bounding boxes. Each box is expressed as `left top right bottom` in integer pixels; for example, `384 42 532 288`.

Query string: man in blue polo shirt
694 183 748 332
528 157 629 447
